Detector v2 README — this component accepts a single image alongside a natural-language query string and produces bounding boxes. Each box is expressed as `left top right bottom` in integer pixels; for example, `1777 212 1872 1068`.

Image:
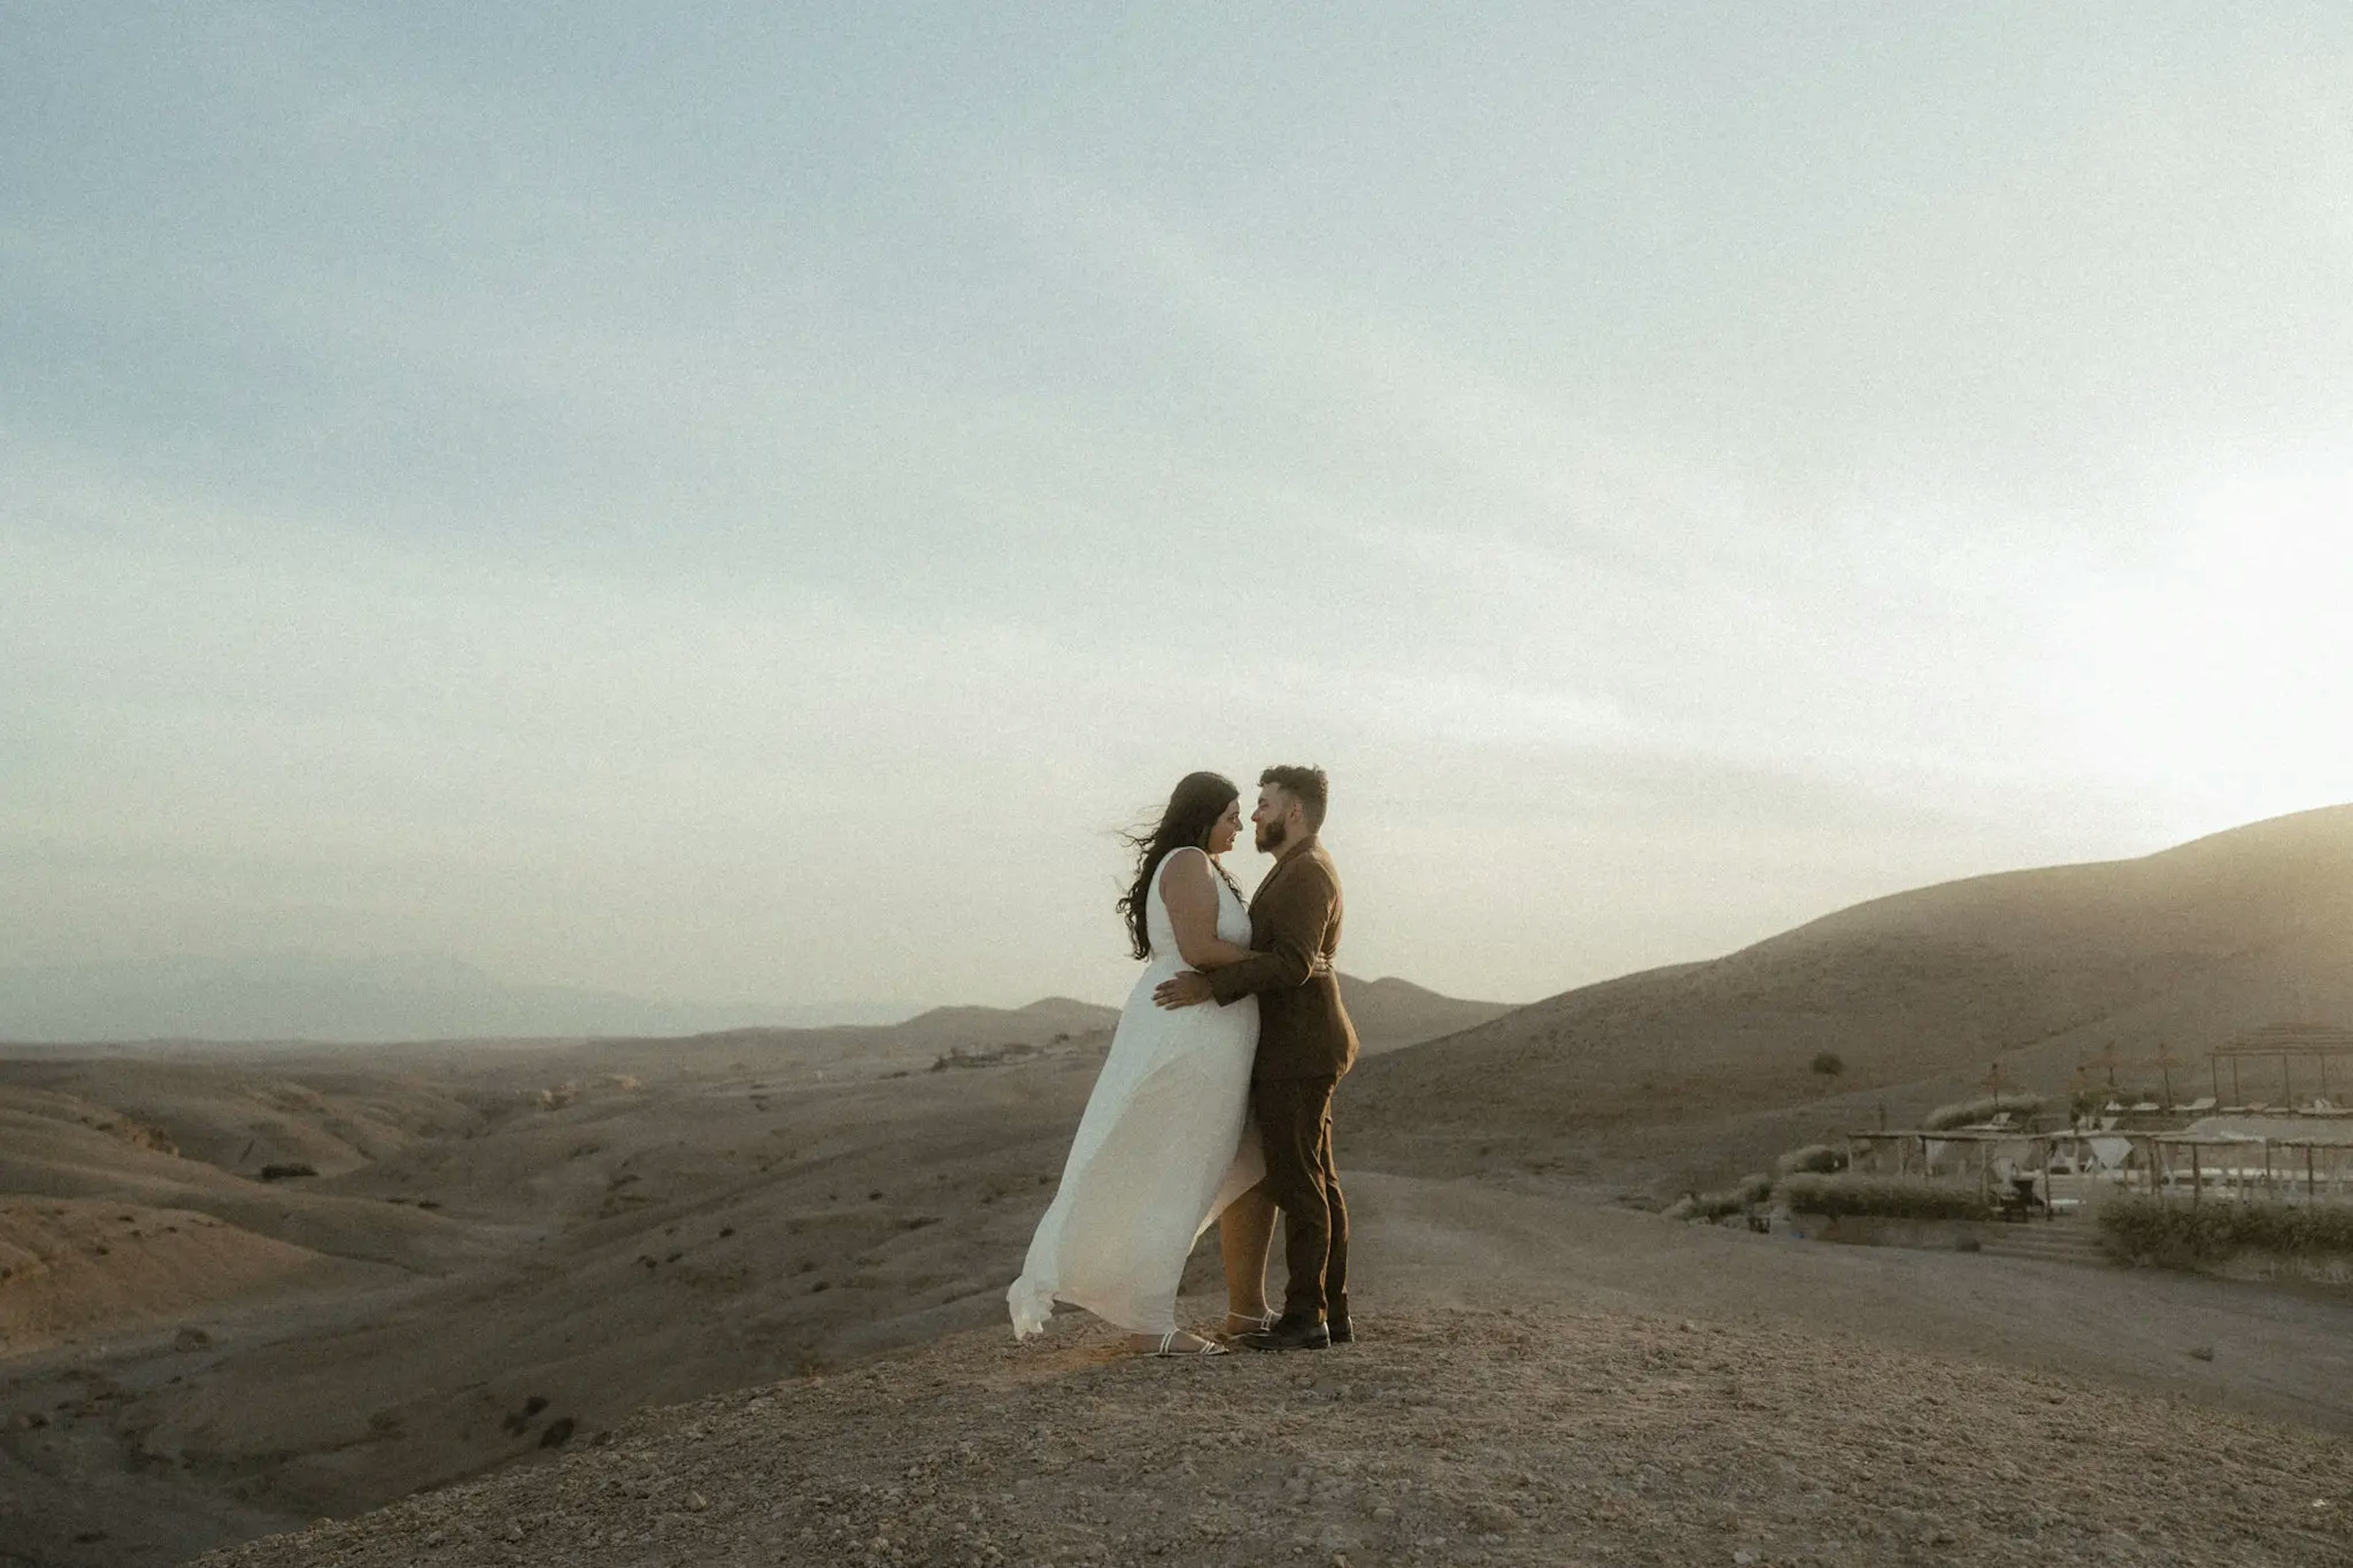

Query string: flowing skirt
1007 961 1262 1337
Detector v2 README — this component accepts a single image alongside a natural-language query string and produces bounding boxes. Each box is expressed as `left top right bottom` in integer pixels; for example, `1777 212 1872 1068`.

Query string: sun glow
2058 463 2353 825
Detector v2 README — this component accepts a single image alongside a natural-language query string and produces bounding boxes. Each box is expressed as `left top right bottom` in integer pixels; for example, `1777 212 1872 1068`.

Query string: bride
1007 771 1272 1356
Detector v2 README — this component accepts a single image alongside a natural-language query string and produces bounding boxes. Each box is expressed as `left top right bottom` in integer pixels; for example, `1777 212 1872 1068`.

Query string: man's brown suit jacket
1207 837 1359 1082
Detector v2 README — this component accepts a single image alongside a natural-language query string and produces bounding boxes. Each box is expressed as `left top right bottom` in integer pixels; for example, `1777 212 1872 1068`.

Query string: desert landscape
4 809 2352 1566
18 11 2351 1561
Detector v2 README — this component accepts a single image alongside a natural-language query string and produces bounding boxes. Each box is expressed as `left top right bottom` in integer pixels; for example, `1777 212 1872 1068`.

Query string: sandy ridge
191 1305 2352 1568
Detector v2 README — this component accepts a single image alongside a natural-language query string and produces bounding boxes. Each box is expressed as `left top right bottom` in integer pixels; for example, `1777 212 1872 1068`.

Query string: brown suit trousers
1210 839 1358 1322
1253 1073 1349 1323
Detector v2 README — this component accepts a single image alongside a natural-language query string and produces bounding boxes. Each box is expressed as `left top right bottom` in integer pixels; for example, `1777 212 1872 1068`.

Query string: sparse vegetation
931 1041 1042 1072
1775 1143 1849 1176
2096 1195 2353 1266
1809 1051 1844 1077
1777 1174 1990 1220
1920 1093 2044 1131
1666 1172 1775 1221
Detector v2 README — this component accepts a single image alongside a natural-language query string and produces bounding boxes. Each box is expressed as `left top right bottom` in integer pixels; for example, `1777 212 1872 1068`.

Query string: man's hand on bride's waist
1154 970 1214 1009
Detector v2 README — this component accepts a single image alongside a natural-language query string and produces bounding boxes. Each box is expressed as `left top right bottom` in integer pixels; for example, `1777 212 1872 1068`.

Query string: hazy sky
6 4 2351 1018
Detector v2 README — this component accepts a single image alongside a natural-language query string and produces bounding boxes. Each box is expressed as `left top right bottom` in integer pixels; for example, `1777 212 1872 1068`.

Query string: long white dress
1007 849 1264 1338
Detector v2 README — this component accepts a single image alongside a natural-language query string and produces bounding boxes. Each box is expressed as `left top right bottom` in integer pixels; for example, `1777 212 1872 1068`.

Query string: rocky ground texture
192 1305 2353 1568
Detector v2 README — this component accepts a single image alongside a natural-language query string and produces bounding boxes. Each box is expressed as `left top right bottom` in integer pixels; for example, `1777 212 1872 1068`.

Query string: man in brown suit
1155 764 1358 1351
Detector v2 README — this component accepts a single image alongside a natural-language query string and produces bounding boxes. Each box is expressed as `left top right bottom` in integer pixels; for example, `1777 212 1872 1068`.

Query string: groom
1155 764 1358 1351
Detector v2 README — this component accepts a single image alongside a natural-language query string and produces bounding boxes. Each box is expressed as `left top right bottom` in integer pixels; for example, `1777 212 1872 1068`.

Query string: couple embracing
1007 765 1357 1357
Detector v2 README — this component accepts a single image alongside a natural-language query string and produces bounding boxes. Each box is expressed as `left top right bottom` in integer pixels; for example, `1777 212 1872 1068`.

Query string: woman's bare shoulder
1158 846 1214 894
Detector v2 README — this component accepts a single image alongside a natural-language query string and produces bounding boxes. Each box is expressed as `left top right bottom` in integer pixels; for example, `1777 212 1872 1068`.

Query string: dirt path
190 1303 2353 1568
1342 1173 2353 1435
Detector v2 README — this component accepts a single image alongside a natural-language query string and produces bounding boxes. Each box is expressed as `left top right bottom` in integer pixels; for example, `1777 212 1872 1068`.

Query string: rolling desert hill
14 838 2353 1566
0 975 1512 1565
1338 974 1516 1052
1349 803 2353 1191
0 973 1506 1330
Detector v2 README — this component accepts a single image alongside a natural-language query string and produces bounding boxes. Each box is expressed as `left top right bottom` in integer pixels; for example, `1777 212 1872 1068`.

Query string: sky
6 4 2352 1024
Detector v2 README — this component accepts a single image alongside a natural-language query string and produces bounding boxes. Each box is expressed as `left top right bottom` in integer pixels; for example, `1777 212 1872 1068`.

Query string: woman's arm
1205 860 1333 1004
1158 849 1254 969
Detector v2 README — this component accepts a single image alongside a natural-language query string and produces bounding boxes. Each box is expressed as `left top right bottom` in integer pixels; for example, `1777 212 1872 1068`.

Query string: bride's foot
1128 1329 1227 1357
1221 1309 1276 1338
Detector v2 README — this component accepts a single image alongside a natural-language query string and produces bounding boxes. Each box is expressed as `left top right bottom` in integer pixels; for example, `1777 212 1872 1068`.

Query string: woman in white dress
1007 771 1268 1356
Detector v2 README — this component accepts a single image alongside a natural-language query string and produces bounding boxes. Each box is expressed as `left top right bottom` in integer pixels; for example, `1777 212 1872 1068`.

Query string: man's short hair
1260 765 1328 831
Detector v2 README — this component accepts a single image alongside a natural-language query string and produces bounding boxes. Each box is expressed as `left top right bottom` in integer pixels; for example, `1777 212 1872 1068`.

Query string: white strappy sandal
1146 1329 1230 1357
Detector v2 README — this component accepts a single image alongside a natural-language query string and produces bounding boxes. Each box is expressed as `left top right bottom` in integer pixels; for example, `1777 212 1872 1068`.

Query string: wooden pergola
1844 1127 2074 1213
2208 1022 2353 1107
1848 1128 2039 1172
2074 1040 2192 1108
2129 1131 2353 1203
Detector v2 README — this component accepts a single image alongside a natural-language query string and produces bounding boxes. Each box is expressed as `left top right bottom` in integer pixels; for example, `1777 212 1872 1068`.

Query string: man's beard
1256 819 1287 853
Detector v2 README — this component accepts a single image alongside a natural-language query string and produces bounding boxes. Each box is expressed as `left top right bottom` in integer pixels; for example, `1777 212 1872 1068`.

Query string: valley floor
6 1045 2352 1567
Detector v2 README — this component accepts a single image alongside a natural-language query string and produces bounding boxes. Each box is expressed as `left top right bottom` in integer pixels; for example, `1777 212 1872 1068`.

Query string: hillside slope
1338 975 1516 1052
1349 805 2353 1189
189 1304 2352 1568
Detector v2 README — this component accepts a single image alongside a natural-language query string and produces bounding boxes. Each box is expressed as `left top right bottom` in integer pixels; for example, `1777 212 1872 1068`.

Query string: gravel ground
190 1305 2353 1568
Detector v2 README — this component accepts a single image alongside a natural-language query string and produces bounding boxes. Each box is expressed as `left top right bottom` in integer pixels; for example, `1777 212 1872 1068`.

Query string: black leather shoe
1235 1315 1330 1352
1327 1316 1354 1344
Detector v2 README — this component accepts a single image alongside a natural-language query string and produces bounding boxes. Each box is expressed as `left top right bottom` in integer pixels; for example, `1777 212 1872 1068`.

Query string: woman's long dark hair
1116 771 1243 960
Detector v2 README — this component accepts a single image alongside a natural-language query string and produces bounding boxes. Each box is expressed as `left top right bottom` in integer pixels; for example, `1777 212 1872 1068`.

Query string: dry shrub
1920 1093 2044 1131
2096 1194 2353 1265
1775 1143 1849 1175
1667 1172 1775 1222
1777 1173 1989 1219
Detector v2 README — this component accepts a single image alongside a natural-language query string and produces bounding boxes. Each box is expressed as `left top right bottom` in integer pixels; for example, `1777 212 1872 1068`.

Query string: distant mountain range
578 980 1517 1076
1337 975 1515 1052
0 953 911 1045
0 952 1513 1053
